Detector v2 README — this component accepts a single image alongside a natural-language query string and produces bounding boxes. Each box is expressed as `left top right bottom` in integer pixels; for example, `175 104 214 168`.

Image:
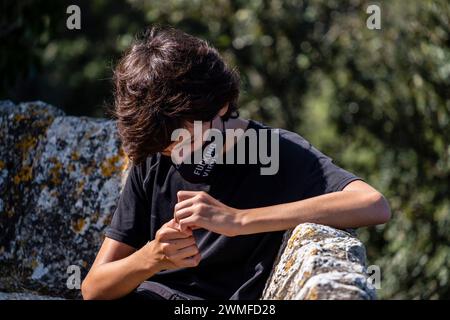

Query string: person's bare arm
81 219 201 300
235 180 391 233
173 180 391 236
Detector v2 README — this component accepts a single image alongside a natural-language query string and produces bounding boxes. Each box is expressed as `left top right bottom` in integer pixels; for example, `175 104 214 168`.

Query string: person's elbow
81 276 101 300
368 191 391 225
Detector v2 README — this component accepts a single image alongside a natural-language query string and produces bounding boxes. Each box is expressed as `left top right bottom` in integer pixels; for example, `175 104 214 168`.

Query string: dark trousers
119 281 204 300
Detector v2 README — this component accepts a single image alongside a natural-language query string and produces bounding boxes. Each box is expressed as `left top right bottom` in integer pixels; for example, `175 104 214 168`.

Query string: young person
81 26 391 300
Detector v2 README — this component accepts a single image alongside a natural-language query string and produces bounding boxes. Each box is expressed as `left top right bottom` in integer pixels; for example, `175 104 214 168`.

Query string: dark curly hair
110 25 240 165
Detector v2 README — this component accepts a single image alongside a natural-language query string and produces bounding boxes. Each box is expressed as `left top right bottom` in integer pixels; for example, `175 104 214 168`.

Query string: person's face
161 120 211 157
161 104 228 157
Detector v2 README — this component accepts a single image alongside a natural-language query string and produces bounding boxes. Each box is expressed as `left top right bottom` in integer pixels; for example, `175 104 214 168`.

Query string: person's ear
218 103 229 117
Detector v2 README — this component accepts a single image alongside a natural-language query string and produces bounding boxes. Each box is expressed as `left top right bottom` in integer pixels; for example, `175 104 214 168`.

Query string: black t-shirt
104 119 362 300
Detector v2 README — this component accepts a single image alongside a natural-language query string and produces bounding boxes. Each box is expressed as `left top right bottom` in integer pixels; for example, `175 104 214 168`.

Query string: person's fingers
168 227 192 239
174 197 195 213
165 219 185 232
177 190 198 202
180 253 202 268
166 219 193 235
175 191 214 222
174 206 195 223
165 236 196 249
173 199 195 224
178 215 203 233
170 244 199 260
175 192 198 223
158 223 192 240
168 219 194 235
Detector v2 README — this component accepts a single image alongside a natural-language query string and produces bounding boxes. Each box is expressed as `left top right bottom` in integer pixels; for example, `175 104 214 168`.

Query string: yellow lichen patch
16 135 37 164
305 287 319 300
302 226 316 239
287 229 301 249
100 153 122 177
297 271 311 288
82 165 94 176
0 159 5 170
76 180 85 195
284 257 295 272
13 165 33 184
49 157 62 185
33 118 53 129
14 113 29 122
17 135 37 152
283 252 298 272
310 247 320 256
72 218 85 233
103 214 112 226
71 151 80 161
90 211 99 223
31 259 38 269
118 147 130 172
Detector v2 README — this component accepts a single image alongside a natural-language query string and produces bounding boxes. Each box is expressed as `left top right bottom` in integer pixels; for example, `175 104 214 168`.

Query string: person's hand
173 191 243 237
146 219 201 271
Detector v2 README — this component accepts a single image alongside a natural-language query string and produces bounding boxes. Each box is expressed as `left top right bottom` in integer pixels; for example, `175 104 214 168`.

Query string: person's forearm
82 242 162 300
237 190 390 235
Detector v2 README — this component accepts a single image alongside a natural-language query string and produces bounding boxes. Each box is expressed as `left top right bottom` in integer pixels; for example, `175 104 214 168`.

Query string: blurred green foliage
1 0 449 299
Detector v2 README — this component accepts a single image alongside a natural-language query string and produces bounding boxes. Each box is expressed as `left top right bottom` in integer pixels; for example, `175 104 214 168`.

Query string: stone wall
0 101 375 300
261 224 375 299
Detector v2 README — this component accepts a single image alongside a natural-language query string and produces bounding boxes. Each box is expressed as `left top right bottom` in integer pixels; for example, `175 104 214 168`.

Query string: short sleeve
301 144 363 198
278 130 363 199
104 162 150 249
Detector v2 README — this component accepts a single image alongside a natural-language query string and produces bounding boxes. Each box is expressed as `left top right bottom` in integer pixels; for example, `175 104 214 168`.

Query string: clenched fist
146 219 201 271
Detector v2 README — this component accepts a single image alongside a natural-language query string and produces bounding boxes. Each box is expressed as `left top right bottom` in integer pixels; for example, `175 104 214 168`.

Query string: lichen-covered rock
261 223 376 300
1 101 374 300
0 101 64 252
0 291 64 300
0 101 128 299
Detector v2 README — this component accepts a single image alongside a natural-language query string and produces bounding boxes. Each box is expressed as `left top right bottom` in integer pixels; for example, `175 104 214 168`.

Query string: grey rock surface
0 101 375 300
261 223 376 299
0 291 64 300
0 101 127 299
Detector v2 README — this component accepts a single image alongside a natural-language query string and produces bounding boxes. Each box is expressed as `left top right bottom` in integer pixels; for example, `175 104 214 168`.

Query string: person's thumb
166 218 193 236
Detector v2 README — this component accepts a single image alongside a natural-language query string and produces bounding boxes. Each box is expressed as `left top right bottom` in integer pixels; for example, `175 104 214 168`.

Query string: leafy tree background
1 0 449 299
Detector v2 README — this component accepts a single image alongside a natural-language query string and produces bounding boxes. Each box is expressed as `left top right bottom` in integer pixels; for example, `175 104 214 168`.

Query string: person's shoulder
127 153 162 185
247 119 313 152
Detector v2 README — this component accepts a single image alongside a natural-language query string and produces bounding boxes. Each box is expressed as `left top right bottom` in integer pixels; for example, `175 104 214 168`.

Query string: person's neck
227 117 250 131
212 116 249 131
